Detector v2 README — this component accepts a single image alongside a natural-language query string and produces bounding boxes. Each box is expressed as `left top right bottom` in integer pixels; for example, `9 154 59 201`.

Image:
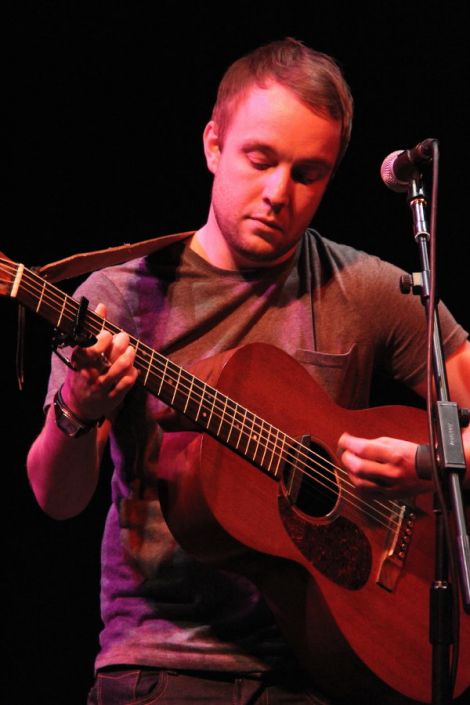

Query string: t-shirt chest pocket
294 345 366 409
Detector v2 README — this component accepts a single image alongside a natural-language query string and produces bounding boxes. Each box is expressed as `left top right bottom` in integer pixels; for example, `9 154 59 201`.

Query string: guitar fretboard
12 262 290 479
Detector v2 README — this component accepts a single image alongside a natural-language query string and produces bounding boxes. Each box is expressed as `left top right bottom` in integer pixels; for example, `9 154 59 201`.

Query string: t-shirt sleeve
358 256 468 388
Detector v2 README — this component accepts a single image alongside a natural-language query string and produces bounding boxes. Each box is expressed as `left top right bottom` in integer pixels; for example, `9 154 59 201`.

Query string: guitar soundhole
278 437 372 590
282 436 339 519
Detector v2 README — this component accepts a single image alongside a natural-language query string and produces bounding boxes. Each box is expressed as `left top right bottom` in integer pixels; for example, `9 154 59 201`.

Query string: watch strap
53 386 104 438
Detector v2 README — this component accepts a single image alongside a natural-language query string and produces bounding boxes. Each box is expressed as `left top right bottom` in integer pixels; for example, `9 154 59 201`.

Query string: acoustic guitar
1 252 468 704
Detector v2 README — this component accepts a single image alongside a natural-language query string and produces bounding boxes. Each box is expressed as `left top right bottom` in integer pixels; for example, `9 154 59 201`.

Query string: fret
206 388 218 429
236 407 248 449
36 280 46 313
200 387 216 430
170 366 182 405
144 350 155 386
274 433 287 478
157 358 168 395
226 399 237 443
259 421 269 468
216 395 228 436
286 441 299 495
247 415 267 466
244 412 256 455
56 296 67 327
195 381 207 423
253 418 264 464
183 384 204 421
267 427 280 474
183 374 194 414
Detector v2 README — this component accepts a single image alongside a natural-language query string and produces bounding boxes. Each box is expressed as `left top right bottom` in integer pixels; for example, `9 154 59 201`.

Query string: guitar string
60 275 405 529
1 262 406 530
127 339 405 521
2 263 407 530
138 355 406 529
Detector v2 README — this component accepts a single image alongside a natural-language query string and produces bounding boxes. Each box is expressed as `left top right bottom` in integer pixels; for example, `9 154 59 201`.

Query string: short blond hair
212 38 353 166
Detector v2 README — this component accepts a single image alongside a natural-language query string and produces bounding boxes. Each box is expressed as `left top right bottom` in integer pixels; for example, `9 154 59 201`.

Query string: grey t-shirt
46 230 468 673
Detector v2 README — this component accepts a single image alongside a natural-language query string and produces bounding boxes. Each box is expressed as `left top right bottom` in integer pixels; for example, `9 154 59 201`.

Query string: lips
249 217 284 233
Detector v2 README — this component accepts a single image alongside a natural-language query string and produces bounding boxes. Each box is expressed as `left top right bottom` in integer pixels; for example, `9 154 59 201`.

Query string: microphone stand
400 172 470 704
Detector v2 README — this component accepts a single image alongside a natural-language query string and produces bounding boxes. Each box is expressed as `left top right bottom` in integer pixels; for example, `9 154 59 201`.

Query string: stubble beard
212 204 301 268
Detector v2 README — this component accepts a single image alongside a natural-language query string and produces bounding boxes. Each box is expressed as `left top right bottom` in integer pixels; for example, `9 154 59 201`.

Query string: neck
190 211 241 271
191 208 297 271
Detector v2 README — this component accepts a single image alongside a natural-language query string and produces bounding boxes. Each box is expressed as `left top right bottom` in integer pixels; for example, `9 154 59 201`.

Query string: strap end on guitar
16 304 25 391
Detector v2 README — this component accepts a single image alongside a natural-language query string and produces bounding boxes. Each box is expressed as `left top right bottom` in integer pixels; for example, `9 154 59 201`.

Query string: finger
97 351 111 374
95 302 107 318
351 478 397 496
88 333 131 374
95 345 136 390
341 450 399 486
71 330 113 369
79 302 109 365
338 432 398 464
106 332 132 362
106 367 139 400
71 330 129 375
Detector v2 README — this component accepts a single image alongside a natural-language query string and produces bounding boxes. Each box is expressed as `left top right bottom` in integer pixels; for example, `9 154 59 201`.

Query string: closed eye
250 160 273 170
243 144 331 183
292 165 329 184
246 152 275 170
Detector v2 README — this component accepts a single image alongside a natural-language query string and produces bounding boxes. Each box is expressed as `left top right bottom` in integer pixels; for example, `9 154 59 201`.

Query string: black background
5 3 469 703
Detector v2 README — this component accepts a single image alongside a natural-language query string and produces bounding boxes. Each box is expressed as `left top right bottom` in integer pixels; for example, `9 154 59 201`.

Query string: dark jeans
87 668 331 705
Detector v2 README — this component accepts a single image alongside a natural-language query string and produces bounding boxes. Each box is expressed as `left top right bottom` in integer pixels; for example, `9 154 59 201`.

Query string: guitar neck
8 261 288 480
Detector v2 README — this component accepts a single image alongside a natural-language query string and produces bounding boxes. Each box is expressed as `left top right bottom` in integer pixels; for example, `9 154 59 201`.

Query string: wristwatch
53 386 104 438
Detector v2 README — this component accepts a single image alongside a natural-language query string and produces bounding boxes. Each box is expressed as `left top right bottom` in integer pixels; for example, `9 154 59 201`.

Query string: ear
203 121 221 175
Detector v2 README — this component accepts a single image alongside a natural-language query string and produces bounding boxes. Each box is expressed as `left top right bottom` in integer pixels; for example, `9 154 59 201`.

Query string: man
27 38 469 704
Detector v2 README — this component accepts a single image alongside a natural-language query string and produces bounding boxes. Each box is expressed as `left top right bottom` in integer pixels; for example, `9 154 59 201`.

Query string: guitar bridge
376 504 416 592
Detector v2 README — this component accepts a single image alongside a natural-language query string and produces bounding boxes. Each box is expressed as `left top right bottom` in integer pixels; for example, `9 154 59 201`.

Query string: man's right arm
27 305 139 520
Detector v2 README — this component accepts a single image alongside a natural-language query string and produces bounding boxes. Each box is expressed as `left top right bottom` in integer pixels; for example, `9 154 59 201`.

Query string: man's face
203 82 342 269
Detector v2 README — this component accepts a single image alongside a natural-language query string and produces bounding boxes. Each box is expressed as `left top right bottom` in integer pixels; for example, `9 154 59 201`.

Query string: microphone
380 138 436 192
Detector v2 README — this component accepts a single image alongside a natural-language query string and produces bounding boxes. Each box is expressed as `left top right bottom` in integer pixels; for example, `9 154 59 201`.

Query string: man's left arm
339 339 470 495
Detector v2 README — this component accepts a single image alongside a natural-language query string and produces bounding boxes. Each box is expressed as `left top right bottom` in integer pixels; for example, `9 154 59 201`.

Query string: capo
52 295 97 370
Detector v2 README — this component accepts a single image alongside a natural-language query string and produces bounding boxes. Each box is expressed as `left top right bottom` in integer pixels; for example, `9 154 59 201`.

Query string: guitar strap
16 231 193 389
36 230 194 282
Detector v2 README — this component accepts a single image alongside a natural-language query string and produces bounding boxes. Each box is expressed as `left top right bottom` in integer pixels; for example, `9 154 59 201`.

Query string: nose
262 167 291 213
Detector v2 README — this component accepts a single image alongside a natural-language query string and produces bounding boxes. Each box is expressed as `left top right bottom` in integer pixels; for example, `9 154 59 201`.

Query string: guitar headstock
0 251 18 297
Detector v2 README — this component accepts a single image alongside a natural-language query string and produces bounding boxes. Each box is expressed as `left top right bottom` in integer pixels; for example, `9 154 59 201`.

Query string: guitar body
159 343 470 704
